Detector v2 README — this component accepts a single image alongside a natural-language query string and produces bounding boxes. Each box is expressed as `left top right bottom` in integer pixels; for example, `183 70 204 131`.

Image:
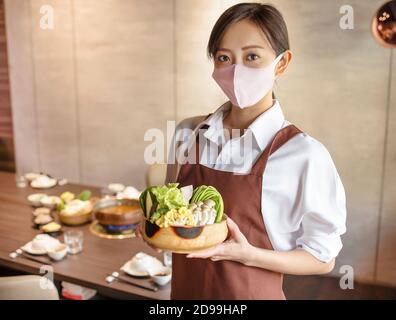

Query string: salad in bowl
139 183 228 253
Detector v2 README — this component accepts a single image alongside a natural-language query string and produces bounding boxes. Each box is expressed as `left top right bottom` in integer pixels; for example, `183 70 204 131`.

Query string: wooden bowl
141 214 228 254
59 210 92 226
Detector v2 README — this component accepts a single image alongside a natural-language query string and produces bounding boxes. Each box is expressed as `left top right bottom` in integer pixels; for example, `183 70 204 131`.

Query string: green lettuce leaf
151 183 187 210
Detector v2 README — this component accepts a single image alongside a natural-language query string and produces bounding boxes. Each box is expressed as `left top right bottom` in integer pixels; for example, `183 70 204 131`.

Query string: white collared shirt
170 100 347 263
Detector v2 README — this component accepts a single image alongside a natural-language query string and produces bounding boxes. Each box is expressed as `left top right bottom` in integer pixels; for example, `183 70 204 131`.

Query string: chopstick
19 252 52 265
108 273 158 292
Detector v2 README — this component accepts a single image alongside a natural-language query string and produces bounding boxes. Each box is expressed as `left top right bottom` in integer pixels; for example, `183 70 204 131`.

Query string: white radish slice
180 185 193 202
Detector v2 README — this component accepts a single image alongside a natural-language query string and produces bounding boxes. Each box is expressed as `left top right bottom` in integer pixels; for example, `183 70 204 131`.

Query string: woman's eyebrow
217 45 265 52
242 45 265 50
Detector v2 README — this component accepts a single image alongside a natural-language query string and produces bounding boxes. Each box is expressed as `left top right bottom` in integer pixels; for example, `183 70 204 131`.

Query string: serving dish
141 214 228 253
59 199 93 226
139 184 228 253
30 175 57 189
93 198 143 226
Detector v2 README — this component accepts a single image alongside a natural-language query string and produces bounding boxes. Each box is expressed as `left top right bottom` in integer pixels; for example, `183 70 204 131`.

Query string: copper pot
93 198 143 226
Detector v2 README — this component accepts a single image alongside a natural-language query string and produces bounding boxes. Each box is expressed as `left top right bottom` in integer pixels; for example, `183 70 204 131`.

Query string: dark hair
207 2 290 59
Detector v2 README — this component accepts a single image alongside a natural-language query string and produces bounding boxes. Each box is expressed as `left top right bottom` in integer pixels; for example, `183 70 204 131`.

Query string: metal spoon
9 248 23 259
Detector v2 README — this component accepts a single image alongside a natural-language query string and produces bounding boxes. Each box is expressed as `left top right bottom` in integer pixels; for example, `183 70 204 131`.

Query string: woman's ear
275 50 293 76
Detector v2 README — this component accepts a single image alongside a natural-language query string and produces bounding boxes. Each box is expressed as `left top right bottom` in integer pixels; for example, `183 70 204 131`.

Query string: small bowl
47 243 68 261
152 268 172 286
40 195 61 210
27 193 47 207
33 214 53 227
33 207 51 217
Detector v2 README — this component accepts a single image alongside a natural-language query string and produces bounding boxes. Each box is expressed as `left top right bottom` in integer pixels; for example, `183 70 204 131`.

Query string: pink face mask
212 53 284 109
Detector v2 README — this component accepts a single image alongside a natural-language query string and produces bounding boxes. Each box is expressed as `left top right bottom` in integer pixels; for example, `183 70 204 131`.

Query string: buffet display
139 183 228 253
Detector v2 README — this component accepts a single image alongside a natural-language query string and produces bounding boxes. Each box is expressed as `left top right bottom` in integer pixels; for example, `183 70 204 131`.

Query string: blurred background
0 0 395 296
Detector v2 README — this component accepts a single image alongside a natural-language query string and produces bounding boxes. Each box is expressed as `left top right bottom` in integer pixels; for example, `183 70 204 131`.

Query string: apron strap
250 124 303 176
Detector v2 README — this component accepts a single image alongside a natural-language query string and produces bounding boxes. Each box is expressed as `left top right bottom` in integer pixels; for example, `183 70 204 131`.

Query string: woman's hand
135 222 163 253
186 217 253 265
186 217 335 275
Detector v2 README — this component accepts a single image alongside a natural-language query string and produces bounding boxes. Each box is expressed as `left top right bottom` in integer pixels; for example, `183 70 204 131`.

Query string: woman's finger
226 218 246 242
210 256 227 261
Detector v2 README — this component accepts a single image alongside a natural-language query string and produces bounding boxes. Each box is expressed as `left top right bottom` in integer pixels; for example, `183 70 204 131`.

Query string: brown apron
171 123 303 300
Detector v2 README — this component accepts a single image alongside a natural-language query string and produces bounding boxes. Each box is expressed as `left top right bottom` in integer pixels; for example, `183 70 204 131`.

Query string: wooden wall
0 0 14 172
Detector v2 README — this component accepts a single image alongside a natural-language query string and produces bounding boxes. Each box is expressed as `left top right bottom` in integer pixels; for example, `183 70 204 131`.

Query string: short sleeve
295 140 347 263
165 115 207 183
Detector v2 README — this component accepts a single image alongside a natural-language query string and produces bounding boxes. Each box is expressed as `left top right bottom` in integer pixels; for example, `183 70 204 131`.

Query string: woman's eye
217 55 230 62
246 53 260 61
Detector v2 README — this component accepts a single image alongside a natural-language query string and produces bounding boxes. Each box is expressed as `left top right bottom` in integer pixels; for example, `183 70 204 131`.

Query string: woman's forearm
243 245 335 275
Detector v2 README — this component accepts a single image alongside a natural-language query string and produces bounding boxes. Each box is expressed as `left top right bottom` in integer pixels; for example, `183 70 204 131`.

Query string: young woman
150 3 346 299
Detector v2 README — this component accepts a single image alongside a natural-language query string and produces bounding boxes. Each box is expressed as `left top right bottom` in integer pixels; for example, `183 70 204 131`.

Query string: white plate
21 241 47 255
31 177 57 189
120 260 150 277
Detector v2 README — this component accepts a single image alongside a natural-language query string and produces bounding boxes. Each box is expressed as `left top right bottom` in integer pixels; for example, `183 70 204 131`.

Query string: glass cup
64 230 84 254
15 175 28 188
163 251 172 267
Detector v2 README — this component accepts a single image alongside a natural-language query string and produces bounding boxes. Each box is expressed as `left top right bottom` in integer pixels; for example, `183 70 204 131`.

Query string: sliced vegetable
60 191 75 203
180 185 193 203
78 190 91 201
57 199 65 212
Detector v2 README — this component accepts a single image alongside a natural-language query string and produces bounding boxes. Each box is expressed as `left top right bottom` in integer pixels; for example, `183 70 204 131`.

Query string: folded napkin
121 252 168 276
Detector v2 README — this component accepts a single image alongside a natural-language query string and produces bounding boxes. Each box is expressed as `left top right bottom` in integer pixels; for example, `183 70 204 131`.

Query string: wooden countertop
0 171 170 300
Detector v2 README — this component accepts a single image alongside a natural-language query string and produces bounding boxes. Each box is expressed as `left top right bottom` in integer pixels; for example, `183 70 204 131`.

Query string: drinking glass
15 175 27 188
64 230 84 254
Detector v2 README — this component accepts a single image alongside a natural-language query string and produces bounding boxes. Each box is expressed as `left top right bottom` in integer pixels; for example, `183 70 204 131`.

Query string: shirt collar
197 100 286 151
247 99 286 151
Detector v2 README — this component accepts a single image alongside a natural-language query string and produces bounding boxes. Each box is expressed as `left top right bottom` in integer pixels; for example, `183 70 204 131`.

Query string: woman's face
214 19 277 69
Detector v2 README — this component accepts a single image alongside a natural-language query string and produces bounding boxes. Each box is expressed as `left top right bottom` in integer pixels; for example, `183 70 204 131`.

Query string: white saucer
120 260 150 277
21 241 47 255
